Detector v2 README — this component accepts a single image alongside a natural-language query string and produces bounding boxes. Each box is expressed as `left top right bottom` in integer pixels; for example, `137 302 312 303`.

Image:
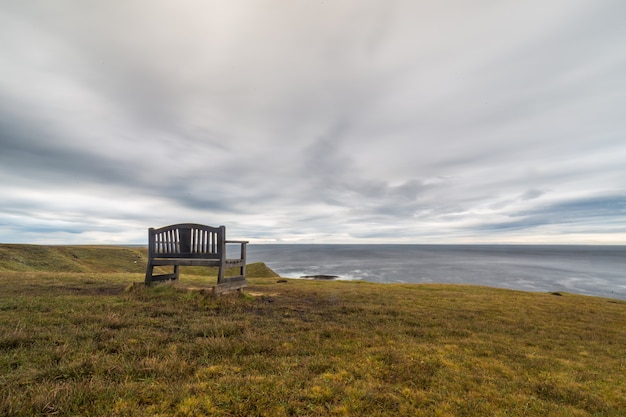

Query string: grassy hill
1 245 625 416
0 244 278 277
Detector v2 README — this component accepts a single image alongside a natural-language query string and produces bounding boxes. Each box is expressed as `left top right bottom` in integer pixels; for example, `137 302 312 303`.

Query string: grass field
1 245 625 416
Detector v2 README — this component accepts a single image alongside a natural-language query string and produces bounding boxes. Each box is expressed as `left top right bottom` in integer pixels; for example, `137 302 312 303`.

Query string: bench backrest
148 223 225 259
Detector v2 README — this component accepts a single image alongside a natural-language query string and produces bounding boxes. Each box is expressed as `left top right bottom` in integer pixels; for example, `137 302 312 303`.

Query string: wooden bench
145 223 248 295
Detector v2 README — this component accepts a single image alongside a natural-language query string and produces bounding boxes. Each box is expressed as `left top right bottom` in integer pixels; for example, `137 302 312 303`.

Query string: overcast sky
1 0 625 245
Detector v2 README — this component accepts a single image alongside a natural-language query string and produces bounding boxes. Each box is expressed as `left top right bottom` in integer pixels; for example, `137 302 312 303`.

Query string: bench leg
145 264 155 284
173 265 180 281
217 265 225 285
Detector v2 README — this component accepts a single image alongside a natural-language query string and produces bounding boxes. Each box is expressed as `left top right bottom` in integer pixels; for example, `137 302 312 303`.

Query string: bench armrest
226 240 248 260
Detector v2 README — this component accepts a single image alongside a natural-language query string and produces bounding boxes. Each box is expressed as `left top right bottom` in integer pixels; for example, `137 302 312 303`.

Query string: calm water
245 244 626 300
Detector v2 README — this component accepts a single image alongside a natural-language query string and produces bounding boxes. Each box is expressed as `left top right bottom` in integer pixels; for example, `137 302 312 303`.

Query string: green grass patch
0 244 148 273
0 244 278 280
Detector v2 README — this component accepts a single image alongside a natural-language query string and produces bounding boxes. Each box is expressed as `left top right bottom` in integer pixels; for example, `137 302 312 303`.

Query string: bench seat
150 258 245 267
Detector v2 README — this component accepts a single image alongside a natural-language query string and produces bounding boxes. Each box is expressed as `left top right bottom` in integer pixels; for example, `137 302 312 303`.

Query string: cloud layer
1 0 625 244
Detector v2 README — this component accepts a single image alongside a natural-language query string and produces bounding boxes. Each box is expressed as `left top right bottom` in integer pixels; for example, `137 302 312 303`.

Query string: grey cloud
521 189 545 201
476 195 626 233
295 135 431 219
522 195 626 221
0 116 128 185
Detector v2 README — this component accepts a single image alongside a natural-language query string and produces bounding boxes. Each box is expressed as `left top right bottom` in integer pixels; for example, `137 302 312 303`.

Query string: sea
244 244 626 300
